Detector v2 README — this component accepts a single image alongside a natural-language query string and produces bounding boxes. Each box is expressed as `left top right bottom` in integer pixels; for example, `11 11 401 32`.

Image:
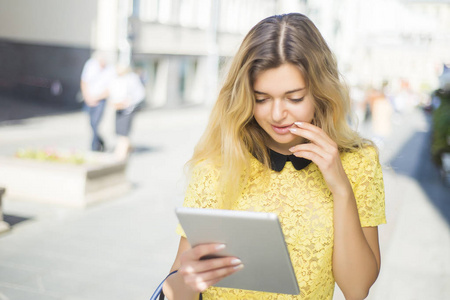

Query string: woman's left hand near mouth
288 122 352 197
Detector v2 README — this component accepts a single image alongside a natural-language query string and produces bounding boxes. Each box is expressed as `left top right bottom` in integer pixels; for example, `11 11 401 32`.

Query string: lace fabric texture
176 146 386 299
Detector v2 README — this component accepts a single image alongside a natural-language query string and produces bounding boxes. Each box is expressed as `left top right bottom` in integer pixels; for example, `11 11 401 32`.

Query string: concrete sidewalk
340 109 450 300
0 106 449 299
0 106 210 300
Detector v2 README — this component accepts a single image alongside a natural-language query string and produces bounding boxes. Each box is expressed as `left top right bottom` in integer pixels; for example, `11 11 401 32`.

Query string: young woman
163 13 386 300
108 64 146 160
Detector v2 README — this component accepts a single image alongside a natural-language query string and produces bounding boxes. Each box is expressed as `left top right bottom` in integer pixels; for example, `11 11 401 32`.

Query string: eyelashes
255 97 304 103
289 97 304 103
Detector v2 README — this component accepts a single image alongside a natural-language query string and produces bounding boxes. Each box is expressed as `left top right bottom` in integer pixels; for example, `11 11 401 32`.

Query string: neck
266 138 307 156
267 146 292 156
266 141 296 155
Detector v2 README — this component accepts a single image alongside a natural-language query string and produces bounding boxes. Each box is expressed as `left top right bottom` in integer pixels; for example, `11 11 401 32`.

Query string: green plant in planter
15 148 86 165
431 89 450 166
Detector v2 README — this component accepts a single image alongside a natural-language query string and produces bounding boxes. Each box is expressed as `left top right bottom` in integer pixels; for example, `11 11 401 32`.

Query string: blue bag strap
150 270 178 300
150 270 202 300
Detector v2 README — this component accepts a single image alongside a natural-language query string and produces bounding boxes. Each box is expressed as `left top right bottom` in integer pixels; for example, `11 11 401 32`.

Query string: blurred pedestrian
80 51 116 152
367 83 393 148
349 84 368 129
163 13 386 300
108 64 145 160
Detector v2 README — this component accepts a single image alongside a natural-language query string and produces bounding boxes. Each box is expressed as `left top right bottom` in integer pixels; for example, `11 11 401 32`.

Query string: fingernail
289 128 297 132
215 244 226 250
231 258 242 265
234 264 244 270
295 122 303 126
289 147 295 152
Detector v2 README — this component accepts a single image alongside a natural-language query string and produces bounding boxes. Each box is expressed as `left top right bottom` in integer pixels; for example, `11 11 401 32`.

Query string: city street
0 104 449 300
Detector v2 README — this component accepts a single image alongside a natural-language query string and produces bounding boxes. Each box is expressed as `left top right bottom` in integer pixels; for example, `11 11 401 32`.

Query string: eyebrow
254 88 305 95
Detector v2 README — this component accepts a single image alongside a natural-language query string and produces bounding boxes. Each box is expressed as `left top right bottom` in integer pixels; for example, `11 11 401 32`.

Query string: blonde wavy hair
187 13 369 206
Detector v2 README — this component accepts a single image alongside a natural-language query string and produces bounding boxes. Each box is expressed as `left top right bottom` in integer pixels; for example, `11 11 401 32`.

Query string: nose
271 99 287 123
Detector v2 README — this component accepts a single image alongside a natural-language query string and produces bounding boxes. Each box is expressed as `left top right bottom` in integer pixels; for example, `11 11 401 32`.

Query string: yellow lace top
176 146 386 299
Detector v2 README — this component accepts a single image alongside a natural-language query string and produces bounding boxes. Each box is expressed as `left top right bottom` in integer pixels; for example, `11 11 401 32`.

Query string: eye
254 95 269 103
289 97 304 103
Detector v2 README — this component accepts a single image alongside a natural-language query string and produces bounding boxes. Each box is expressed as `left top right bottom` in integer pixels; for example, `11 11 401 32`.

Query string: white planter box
0 153 131 208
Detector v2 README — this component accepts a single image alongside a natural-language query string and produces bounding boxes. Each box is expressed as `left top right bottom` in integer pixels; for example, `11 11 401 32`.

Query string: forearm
80 81 89 100
332 188 379 300
163 272 200 300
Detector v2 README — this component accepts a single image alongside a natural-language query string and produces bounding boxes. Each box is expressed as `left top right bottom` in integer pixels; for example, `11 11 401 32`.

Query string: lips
271 124 294 134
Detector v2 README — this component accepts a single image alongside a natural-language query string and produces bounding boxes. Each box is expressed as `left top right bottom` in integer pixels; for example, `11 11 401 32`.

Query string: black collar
269 149 311 172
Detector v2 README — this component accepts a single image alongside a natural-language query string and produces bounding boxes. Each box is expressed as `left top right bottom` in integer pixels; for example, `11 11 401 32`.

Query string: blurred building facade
330 0 450 94
0 0 449 109
127 0 285 107
0 0 287 109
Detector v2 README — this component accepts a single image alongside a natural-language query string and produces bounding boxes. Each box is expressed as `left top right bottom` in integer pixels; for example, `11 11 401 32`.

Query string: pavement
0 103 449 300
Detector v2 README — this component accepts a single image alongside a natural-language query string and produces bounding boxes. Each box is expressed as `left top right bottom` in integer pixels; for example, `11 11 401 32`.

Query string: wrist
164 271 200 300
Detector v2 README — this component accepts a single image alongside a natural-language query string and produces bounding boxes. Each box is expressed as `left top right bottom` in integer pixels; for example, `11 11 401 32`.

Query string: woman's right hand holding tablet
179 243 244 292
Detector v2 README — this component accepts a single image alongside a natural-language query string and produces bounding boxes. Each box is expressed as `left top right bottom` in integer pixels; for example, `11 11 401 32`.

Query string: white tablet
175 207 300 295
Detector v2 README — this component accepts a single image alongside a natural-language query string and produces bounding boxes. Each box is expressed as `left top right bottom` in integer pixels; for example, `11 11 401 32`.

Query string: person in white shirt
80 51 116 151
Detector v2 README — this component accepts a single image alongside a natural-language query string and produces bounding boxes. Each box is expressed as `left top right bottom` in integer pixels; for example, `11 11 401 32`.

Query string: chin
272 136 296 144
270 139 295 149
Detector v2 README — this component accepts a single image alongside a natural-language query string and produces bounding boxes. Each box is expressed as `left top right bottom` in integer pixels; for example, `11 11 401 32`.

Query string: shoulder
82 59 97 72
81 59 97 79
189 159 221 181
83 58 96 67
341 145 378 166
341 145 381 181
184 160 222 206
